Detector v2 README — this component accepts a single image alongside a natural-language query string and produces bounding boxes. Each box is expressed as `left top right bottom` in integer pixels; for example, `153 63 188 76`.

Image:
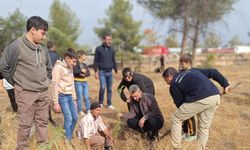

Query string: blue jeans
98 70 113 106
58 94 78 140
75 81 91 112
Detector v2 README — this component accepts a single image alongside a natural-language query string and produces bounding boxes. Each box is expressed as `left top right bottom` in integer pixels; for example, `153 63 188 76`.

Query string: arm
84 139 91 150
195 68 229 88
117 80 128 102
83 63 90 77
102 128 115 144
93 48 99 73
0 44 19 85
169 85 184 108
142 95 162 120
45 48 52 79
112 49 118 73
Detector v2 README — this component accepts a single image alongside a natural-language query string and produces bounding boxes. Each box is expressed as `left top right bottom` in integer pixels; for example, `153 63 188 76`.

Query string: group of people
0 15 231 150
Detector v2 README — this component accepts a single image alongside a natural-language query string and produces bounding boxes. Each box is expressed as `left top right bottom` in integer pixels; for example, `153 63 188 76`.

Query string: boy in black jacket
73 50 91 116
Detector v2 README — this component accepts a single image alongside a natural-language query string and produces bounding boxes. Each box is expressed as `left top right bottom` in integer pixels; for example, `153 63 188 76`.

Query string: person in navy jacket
162 66 230 150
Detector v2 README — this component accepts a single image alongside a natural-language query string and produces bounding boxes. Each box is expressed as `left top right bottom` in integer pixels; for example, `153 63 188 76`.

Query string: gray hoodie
0 36 52 91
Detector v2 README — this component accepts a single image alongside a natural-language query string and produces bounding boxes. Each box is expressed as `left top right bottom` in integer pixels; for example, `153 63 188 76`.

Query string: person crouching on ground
162 67 230 150
78 102 114 150
52 48 78 141
120 84 164 141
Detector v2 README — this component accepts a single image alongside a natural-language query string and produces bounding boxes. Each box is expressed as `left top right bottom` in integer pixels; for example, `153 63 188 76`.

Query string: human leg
98 70 106 105
68 96 78 139
59 94 74 140
82 81 90 112
75 81 83 113
34 89 50 143
196 95 220 150
106 71 113 106
14 84 37 150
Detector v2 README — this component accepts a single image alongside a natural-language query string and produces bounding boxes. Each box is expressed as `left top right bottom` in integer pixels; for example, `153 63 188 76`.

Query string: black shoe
49 118 58 127
104 146 112 150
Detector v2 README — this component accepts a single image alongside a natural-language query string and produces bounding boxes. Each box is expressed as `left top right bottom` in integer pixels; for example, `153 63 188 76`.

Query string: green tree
203 32 222 48
228 35 242 47
0 9 26 50
165 33 179 47
48 0 81 54
138 0 236 67
94 0 142 52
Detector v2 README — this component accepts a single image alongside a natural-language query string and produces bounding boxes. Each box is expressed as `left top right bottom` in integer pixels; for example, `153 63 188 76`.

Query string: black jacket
170 68 229 107
93 44 117 73
117 73 155 102
73 61 90 79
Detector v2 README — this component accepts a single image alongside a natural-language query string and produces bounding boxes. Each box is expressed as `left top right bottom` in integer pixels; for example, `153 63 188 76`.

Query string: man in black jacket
93 34 117 110
117 67 155 108
162 67 230 150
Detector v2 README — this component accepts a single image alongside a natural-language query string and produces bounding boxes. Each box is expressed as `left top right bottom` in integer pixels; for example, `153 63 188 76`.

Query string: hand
81 68 86 73
118 113 123 118
74 100 77 108
139 117 146 128
54 103 61 113
114 72 119 80
223 85 231 94
94 72 99 79
126 98 131 103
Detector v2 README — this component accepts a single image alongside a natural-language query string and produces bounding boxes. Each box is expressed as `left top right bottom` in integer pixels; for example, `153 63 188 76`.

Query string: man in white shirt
78 102 114 150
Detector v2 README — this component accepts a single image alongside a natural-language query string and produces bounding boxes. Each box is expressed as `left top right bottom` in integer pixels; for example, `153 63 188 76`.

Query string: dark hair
76 50 86 58
64 48 77 59
26 16 48 32
162 67 177 78
102 33 112 40
180 53 192 63
122 67 132 77
46 41 54 49
90 102 101 110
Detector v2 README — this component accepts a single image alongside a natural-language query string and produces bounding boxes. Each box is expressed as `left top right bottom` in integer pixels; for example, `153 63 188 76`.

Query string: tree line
0 0 249 60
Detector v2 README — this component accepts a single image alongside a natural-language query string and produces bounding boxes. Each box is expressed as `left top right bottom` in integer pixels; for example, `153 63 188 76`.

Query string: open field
0 54 250 150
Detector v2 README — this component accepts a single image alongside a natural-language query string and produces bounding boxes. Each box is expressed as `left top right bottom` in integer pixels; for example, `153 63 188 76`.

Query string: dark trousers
7 89 18 112
127 115 164 139
182 116 196 136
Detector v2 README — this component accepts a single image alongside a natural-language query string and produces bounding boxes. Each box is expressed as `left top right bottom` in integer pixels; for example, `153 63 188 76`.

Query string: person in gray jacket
0 16 52 150
121 84 164 141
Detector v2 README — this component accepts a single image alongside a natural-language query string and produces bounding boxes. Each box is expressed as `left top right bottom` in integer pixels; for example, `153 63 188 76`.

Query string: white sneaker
79 111 85 116
107 105 115 110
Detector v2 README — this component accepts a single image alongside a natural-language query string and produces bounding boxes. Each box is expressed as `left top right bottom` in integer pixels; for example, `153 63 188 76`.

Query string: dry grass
0 55 250 150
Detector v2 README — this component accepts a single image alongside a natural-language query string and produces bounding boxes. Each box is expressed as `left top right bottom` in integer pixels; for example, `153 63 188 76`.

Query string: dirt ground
0 55 250 150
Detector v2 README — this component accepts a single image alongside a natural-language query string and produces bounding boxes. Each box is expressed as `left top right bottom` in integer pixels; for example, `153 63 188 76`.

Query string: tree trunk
191 19 200 67
179 0 190 70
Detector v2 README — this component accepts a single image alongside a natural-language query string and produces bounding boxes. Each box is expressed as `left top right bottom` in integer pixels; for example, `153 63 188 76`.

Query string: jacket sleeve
117 80 127 102
143 94 162 120
73 62 82 76
51 65 61 104
195 68 229 88
170 85 184 108
93 48 99 72
0 43 19 85
83 63 90 77
45 48 52 80
112 49 118 73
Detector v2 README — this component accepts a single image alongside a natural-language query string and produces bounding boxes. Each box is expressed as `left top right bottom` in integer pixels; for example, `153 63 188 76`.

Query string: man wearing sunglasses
117 67 155 109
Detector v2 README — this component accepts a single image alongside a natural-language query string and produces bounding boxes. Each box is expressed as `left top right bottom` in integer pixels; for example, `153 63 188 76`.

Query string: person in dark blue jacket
162 66 230 150
93 34 118 110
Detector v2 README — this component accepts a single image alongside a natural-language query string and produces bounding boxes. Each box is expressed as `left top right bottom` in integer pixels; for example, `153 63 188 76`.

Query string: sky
0 0 250 46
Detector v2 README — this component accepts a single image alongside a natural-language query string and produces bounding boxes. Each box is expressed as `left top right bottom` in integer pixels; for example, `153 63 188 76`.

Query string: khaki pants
171 95 220 150
89 130 112 149
14 84 50 150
